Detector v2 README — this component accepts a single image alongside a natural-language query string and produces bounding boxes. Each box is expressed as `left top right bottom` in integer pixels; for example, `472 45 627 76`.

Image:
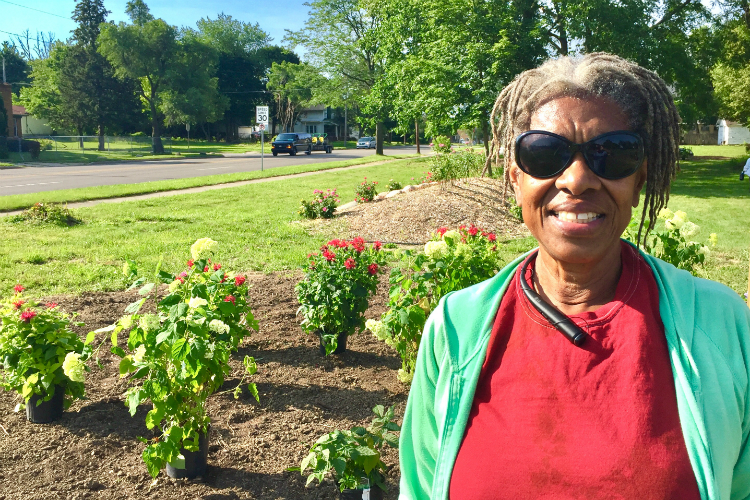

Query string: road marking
196 167 232 171
2 181 61 188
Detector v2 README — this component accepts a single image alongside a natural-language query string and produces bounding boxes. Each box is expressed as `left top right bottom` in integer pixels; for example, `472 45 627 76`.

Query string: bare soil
0 179 526 499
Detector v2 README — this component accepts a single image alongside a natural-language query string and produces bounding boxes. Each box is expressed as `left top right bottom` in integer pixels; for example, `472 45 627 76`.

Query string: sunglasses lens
517 133 572 178
584 133 643 179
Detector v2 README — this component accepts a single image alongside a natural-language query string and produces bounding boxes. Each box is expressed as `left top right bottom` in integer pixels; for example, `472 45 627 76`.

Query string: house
292 104 328 135
0 83 15 137
716 119 750 145
13 105 54 136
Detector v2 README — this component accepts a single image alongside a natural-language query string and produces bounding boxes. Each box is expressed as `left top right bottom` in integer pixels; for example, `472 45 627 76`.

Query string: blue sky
0 0 309 51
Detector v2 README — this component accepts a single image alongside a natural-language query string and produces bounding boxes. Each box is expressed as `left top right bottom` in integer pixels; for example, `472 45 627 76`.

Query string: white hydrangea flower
188 297 208 309
139 314 160 332
209 319 230 334
667 210 687 230
424 240 448 259
442 230 461 243
680 221 699 237
168 280 181 293
62 352 85 383
397 369 414 384
190 238 218 261
133 345 147 363
366 319 388 341
709 233 718 246
454 243 472 258
119 315 133 329
657 208 674 220
698 245 711 256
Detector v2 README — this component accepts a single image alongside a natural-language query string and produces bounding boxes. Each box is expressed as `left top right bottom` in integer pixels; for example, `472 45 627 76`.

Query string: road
0 145 420 196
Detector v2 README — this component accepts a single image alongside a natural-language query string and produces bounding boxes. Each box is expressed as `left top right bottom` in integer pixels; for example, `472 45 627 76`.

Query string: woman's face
510 96 647 266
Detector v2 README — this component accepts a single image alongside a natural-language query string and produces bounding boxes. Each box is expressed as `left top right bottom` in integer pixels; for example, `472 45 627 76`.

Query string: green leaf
300 452 315 472
158 270 175 284
126 390 141 416
171 338 190 361
145 407 163 430
247 382 259 402
243 356 257 376
169 453 186 470
84 331 96 345
110 346 126 358
119 356 135 376
127 276 147 291
125 298 146 314
138 283 155 296
159 294 181 307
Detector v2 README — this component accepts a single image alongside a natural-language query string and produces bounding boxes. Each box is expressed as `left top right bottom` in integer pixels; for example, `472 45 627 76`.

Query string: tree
267 62 317 132
286 0 387 153
125 0 154 26
1 42 30 95
12 30 56 60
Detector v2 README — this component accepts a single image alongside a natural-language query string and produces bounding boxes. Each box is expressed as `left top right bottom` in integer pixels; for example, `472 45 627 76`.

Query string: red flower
368 263 379 275
437 227 448 237
221 273 227 283
177 277 185 284
344 258 356 270
487 233 497 242
14 284 24 294
323 249 336 262
179 271 188 278
12 299 24 310
204 266 210 272
187 260 194 267
213 264 221 271
45 302 58 309
373 241 382 251
468 226 479 237
459 225 467 231
235 275 246 286
224 295 236 305
351 237 365 253
20 310 36 322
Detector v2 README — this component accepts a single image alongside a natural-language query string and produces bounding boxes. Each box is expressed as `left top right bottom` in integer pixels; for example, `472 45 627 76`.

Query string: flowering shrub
430 135 452 154
354 177 378 203
110 238 259 477
429 148 485 182
625 209 717 276
294 405 400 491
386 179 402 191
296 237 386 354
0 285 93 411
299 189 340 219
367 225 502 382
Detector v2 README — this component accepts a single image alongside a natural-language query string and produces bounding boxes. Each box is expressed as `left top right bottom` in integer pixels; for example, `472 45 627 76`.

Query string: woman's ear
509 164 524 204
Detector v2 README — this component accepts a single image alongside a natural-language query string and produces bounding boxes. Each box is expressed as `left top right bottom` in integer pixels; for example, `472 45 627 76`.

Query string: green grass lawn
0 157 433 295
0 154 416 212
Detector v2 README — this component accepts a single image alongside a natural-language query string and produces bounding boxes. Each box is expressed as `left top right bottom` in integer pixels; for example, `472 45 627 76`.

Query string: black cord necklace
518 251 588 347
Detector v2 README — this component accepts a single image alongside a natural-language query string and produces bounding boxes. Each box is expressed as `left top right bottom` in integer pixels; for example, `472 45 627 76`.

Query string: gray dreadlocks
488 52 680 244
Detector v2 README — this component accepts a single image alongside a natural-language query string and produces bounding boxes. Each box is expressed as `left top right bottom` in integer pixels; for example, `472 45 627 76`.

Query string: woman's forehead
528 96 631 139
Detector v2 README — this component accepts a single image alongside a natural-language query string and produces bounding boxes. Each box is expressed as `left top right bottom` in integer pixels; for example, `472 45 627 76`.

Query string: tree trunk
415 119 420 154
482 118 492 177
78 127 84 149
98 123 105 151
149 95 164 155
376 121 384 155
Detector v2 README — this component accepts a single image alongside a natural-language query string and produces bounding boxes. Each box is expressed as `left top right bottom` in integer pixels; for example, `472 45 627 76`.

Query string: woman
399 53 750 499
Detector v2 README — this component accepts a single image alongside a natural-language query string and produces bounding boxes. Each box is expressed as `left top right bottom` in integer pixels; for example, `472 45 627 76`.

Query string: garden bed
0 273 407 499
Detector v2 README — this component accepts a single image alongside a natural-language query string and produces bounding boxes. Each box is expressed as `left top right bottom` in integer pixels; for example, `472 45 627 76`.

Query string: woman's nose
555 153 602 195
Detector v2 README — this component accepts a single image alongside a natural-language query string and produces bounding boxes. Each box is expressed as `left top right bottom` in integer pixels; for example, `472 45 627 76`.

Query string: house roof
12 105 27 116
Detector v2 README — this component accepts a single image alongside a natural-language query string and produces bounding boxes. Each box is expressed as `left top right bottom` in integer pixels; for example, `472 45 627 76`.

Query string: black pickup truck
271 133 312 156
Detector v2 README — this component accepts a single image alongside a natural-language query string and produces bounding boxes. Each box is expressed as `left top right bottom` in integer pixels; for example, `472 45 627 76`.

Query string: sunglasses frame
514 130 645 180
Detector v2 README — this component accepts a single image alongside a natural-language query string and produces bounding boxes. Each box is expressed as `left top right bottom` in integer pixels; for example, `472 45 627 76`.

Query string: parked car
357 137 376 149
271 133 312 156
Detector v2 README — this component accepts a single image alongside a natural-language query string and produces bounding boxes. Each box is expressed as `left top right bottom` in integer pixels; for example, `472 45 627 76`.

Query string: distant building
682 122 717 145
14 105 54 136
716 119 750 145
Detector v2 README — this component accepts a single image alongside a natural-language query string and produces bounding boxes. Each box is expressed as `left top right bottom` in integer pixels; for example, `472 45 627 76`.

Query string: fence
22 135 173 159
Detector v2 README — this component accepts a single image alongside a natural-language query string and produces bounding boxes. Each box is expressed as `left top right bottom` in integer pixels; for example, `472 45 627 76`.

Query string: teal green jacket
399 248 750 499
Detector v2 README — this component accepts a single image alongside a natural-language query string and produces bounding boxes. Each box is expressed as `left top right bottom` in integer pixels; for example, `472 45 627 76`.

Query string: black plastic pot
166 427 210 480
340 485 384 500
318 331 348 355
26 385 64 424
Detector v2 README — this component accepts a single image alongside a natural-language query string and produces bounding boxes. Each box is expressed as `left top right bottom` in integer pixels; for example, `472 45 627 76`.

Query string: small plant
109 238 259 477
430 135 452 154
355 177 378 203
507 196 523 221
293 405 400 492
624 209 717 276
386 179 402 191
0 284 93 412
296 237 386 354
299 189 340 219
429 149 485 182
679 147 694 161
367 225 503 382
8 202 81 226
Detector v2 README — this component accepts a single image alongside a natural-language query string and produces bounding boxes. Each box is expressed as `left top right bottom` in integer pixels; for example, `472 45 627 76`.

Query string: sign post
256 106 269 171
186 123 191 150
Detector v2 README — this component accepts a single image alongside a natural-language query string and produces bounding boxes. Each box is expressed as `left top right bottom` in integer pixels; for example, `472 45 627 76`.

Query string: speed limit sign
256 106 269 129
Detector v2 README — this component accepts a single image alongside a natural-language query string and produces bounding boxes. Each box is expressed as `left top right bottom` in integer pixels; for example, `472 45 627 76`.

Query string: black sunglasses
514 130 645 180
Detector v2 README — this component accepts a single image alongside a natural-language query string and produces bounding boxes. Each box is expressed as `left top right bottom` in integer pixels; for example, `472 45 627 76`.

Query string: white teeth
555 211 601 223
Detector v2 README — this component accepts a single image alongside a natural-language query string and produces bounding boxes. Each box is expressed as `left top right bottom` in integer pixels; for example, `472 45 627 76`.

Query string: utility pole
2 56 6 84
344 103 348 149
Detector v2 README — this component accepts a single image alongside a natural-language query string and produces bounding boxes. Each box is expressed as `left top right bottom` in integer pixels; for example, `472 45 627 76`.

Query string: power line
0 0 69 20
0 28 22 38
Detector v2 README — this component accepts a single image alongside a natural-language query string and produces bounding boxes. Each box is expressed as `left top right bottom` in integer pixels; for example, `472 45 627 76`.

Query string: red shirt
449 242 699 499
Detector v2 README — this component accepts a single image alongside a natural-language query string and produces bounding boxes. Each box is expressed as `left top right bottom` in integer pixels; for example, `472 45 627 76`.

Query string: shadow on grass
670 157 750 198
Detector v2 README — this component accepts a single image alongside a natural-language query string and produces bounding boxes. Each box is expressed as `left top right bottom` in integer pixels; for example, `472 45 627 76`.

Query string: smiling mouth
551 211 604 224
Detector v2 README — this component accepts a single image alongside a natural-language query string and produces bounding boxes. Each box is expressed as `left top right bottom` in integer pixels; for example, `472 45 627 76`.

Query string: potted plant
293 405 400 498
0 284 93 423
296 237 386 355
108 238 260 479
367 225 502 383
